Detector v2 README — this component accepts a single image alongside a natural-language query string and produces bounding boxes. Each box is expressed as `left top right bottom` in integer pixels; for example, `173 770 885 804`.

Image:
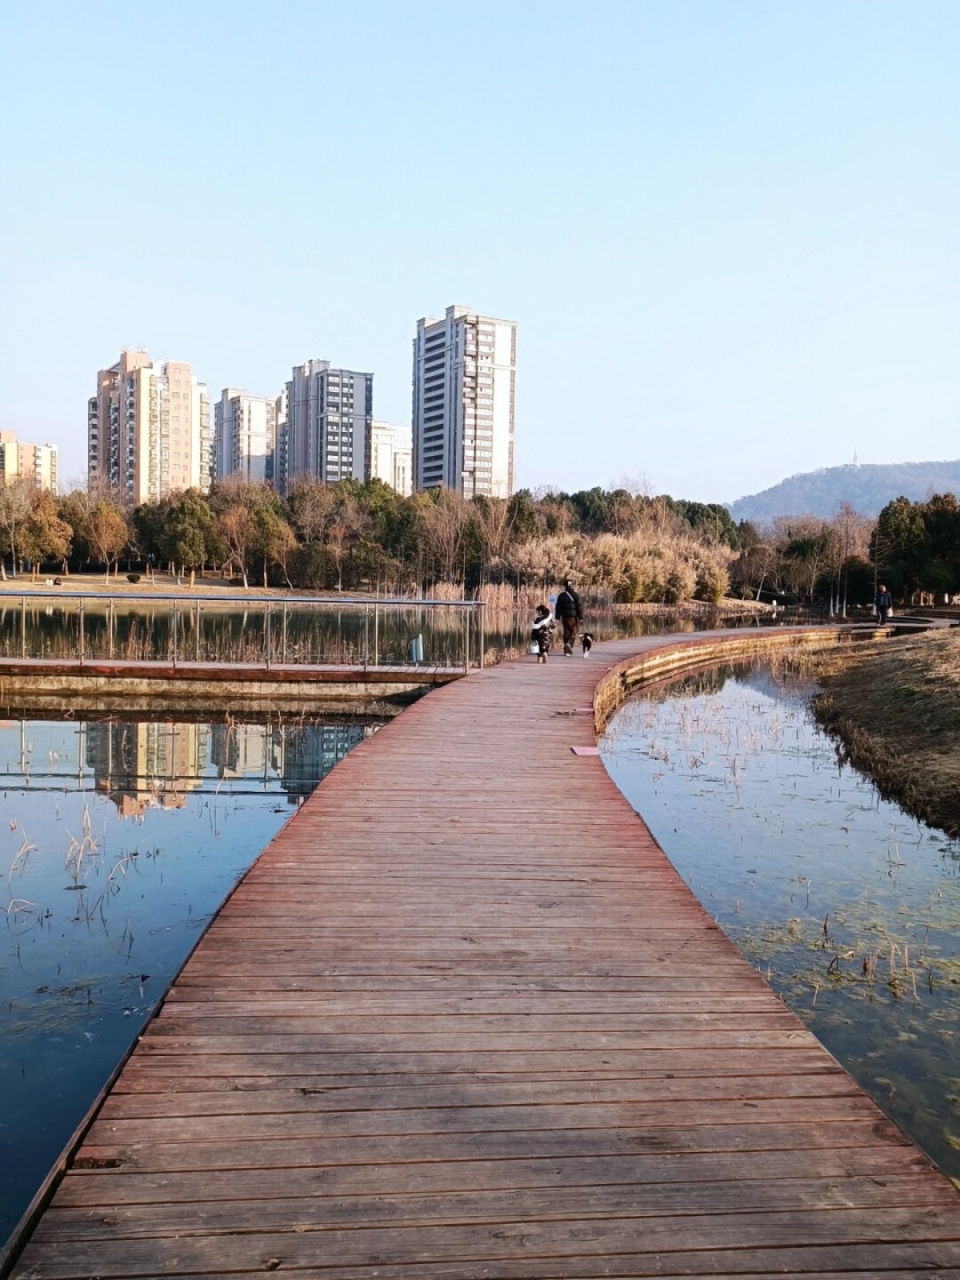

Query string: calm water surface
0 597 774 666
0 713 379 1247
601 659 960 1184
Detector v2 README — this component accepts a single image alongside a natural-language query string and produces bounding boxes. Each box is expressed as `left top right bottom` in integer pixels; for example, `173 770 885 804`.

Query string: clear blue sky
2 0 958 502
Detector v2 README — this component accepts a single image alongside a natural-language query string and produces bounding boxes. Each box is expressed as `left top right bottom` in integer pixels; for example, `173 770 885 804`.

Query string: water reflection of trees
0 601 722 666
0 602 488 665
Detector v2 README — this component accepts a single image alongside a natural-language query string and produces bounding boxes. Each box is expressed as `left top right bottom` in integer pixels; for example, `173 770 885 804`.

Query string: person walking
555 578 583 656
874 583 893 625
530 603 555 664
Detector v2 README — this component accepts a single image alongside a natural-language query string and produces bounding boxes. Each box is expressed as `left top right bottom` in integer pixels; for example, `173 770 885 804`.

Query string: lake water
0 596 775 668
0 712 379 1248
600 658 960 1185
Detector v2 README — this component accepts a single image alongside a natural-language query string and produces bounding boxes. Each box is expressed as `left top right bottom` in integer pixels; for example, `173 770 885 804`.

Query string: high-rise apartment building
88 351 213 502
276 359 372 495
0 431 59 492
412 305 516 498
214 389 276 484
273 387 288 492
367 421 413 496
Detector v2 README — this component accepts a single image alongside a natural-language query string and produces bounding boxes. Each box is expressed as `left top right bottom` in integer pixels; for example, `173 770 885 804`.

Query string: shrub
694 555 729 604
663 560 697 603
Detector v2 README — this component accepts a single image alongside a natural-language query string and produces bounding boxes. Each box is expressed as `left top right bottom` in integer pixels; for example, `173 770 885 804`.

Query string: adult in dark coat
874 584 893 624
555 578 583 656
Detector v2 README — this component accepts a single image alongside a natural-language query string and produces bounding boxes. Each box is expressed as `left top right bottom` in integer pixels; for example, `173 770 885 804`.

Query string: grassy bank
811 629 960 837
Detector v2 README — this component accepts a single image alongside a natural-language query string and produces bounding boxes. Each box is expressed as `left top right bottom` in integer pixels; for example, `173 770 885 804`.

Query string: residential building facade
88 351 213 502
214 389 276 484
276 359 372 495
0 431 59 492
367 420 413 496
272 387 289 494
412 305 516 499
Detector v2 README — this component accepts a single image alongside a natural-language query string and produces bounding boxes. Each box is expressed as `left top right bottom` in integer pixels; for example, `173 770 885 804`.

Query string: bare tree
218 505 257 588
0 478 34 578
420 490 472 585
829 503 875 615
474 496 516 581
614 472 654 499
287 479 336 545
774 516 834 601
325 491 367 591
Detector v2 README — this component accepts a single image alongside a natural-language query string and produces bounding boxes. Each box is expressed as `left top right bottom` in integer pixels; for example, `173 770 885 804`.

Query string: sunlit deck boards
10 634 960 1279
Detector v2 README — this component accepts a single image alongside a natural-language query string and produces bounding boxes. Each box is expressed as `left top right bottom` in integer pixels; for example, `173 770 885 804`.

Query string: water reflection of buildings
85 722 209 818
85 719 379 817
211 720 373 804
209 722 281 781
276 723 370 803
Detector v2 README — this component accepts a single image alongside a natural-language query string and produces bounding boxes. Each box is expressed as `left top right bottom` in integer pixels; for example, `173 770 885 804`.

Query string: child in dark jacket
531 604 555 664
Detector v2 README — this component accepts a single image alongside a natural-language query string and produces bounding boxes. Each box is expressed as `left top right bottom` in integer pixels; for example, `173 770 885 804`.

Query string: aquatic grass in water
0 713 377 1250
601 658 960 1184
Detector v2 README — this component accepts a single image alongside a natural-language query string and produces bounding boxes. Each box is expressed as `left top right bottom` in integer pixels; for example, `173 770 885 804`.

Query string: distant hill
728 460 960 524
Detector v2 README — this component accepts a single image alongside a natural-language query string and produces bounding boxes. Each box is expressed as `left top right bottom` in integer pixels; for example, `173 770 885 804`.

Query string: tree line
0 477 954 607
871 493 960 602
0 479 745 600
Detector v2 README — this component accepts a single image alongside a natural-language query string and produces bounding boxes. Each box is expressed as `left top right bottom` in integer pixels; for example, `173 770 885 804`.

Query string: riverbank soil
811 630 960 837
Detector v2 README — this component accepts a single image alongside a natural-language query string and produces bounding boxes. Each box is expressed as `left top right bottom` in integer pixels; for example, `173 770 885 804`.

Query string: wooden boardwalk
9 634 960 1279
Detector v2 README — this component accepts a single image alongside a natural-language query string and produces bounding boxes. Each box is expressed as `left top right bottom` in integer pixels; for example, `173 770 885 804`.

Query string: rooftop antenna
853 448 859 466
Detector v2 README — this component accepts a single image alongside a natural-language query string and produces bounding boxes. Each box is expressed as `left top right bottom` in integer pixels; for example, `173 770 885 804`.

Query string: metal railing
0 592 487 673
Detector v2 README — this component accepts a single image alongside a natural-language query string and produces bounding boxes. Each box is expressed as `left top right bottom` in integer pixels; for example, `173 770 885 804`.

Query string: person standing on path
874 583 893 625
555 578 583 656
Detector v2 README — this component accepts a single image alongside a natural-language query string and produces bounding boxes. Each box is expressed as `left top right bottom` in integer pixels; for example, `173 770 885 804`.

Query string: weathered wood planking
9 632 960 1280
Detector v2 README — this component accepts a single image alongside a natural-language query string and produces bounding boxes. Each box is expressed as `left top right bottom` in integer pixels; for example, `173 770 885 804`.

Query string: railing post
20 595 26 660
108 600 114 660
464 605 470 673
373 600 379 667
78 599 84 666
196 601 201 662
478 601 485 670
282 602 288 664
172 605 178 668
364 605 370 670
265 606 272 671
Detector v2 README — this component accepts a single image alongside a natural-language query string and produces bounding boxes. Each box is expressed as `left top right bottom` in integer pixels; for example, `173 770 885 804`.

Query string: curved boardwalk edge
7 629 960 1280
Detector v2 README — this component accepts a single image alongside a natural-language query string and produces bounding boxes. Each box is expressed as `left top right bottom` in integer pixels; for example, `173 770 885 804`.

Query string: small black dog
580 632 594 657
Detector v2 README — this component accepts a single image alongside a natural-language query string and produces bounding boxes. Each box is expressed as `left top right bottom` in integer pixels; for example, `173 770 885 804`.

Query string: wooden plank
84 1094 883 1146
32 1176 960 1240
69 1119 914 1176
45 1147 939 1208
15 1207 960 1278
96 1073 863 1120
10 632 960 1280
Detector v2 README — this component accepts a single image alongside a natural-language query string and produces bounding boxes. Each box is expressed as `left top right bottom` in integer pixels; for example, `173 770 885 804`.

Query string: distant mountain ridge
727 460 960 523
